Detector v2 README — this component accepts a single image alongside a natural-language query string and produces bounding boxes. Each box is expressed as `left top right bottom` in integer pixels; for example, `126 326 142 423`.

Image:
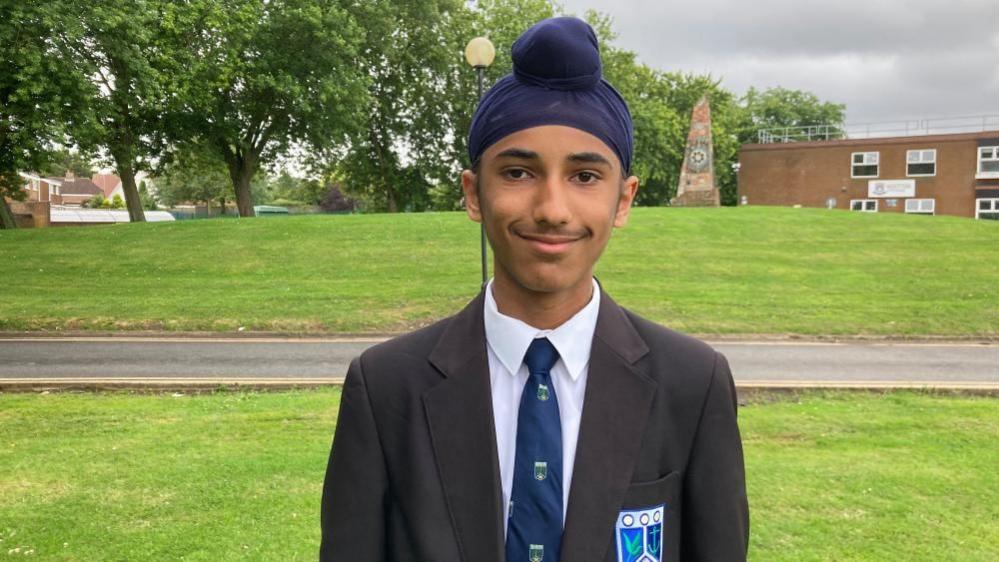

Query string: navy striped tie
506 337 562 562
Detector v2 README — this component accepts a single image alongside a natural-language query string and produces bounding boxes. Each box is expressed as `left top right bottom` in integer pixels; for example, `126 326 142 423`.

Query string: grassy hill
0 206 995 336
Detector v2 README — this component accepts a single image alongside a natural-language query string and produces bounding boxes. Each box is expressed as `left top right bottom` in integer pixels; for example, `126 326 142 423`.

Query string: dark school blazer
320 287 749 561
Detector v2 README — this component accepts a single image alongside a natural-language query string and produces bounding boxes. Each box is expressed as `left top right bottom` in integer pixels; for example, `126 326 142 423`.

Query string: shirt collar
483 277 600 381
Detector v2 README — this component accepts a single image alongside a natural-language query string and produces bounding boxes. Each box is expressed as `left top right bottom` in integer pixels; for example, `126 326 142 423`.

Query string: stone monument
671 96 720 207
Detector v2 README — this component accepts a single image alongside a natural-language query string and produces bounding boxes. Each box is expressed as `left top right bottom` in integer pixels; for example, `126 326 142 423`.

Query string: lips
515 231 584 254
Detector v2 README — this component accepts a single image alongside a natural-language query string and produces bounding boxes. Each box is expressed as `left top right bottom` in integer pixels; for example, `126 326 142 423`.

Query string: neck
490 271 595 330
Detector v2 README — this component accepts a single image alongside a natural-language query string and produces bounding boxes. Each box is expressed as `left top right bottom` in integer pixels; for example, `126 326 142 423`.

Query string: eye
574 171 601 184
502 168 532 181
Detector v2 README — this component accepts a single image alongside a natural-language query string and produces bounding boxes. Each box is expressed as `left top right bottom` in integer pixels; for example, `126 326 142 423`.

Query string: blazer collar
424 285 655 562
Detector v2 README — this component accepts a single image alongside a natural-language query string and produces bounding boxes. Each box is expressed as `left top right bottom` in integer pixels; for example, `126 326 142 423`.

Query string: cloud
559 0 999 122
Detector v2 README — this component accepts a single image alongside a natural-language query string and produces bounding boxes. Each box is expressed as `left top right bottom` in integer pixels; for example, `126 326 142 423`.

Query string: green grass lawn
0 390 995 560
0 206 996 336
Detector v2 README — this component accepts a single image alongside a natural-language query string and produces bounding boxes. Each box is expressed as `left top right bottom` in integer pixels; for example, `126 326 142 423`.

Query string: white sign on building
868 179 916 198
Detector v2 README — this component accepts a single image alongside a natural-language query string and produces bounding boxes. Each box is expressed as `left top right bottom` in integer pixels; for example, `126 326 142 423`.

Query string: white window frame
850 199 878 212
851 152 879 178
906 149 936 177
976 197 999 219
977 146 999 179
904 198 935 214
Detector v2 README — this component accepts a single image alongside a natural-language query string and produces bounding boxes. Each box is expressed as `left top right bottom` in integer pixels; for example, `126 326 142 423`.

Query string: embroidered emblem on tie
534 461 548 481
536 383 550 401
529 544 544 562
615 504 665 562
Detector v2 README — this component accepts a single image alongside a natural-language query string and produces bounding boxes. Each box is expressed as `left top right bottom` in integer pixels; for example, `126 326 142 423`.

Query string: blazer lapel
424 290 505 562
560 289 656 561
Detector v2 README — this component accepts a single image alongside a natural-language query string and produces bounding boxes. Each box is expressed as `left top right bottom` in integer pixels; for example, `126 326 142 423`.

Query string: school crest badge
615 504 664 562
529 543 544 562
536 383 550 401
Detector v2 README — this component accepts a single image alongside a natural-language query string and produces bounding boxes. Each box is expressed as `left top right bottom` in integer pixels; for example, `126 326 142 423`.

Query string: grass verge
0 207 996 336
0 389 995 560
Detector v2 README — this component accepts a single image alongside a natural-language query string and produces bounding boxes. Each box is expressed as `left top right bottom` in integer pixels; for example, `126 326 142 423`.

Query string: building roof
742 129 999 152
91 174 122 198
50 177 103 196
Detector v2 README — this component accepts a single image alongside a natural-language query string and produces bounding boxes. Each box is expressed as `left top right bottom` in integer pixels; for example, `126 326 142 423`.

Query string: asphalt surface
0 338 996 387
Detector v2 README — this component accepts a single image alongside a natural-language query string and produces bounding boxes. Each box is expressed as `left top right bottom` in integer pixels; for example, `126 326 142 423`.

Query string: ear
613 175 639 228
461 169 482 223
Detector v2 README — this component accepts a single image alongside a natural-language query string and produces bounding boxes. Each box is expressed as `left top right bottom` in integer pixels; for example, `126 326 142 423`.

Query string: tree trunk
0 196 17 229
227 153 257 217
218 195 226 217
386 188 398 213
118 166 146 223
234 172 254 217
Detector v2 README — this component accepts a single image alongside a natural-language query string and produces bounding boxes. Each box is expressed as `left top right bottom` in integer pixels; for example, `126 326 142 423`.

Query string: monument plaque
672 96 720 207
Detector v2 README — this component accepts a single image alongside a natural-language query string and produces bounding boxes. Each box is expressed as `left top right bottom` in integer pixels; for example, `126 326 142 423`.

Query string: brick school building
737 125 999 219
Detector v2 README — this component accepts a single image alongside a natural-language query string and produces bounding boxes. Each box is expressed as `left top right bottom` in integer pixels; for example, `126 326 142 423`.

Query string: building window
850 199 877 212
977 198 999 220
978 146 999 178
906 149 936 176
905 198 935 214
851 152 879 178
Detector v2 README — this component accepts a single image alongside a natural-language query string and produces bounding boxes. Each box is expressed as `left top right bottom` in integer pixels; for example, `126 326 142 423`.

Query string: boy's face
461 125 639 297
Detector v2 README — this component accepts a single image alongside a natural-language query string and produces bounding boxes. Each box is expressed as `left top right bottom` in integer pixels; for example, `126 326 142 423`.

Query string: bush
319 183 356 213
84 194 107 208
111 194 125 209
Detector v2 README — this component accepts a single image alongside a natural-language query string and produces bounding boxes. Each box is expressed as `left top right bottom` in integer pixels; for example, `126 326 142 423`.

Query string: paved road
1 337 996 385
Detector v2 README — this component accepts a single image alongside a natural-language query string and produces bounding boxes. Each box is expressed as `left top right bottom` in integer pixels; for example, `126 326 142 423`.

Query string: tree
174 0 372 217
38 148 95 179
740 86 846 144
52 0 181 223
327 0 465 212
155 142 231 214
0 1 83 228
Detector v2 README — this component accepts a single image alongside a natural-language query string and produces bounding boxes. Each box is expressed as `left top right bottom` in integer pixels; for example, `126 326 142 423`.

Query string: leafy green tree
173 0 372 217
155 142 231 215
740 86 846 144
38 148 95 180
52 0 181 223
0 1 84 228
138 180 158 210
327 0 466 212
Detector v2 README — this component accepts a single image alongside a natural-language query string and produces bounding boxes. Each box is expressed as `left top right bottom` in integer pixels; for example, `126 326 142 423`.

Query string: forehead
481 125 620 170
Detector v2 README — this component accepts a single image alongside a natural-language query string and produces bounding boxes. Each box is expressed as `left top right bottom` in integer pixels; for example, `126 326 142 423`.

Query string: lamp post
464 36 495 287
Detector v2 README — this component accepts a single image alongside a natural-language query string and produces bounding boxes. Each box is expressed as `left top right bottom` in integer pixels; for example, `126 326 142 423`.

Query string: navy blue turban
467 16 634 174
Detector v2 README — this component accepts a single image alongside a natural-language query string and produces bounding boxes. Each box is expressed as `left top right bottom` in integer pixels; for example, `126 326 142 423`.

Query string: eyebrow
567 151 612 167
494 148 541 161
494 148 613 168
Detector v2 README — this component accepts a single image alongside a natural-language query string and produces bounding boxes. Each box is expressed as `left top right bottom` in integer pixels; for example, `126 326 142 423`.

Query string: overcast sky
559 0 999 125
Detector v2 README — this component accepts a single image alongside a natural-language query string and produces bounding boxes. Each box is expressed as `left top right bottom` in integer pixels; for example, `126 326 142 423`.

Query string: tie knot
523 337 559 375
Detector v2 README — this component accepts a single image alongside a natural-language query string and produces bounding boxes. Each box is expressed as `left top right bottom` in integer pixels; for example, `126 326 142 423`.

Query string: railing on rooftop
757 114 999 144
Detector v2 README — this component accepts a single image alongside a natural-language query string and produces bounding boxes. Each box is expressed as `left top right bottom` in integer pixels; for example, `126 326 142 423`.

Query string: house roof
91 173 122 198
51 178 103 196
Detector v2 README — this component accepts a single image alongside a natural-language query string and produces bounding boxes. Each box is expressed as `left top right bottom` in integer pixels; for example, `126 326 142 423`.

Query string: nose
532 175 573 226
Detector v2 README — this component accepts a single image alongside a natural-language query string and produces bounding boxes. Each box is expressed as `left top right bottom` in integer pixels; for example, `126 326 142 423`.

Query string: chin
510 263 586 295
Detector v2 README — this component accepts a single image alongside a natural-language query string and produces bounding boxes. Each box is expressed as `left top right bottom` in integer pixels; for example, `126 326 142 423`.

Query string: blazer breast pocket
611 471 681 562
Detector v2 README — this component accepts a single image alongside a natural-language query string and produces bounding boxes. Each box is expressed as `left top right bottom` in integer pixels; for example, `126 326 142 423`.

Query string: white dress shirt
483 277 600 536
